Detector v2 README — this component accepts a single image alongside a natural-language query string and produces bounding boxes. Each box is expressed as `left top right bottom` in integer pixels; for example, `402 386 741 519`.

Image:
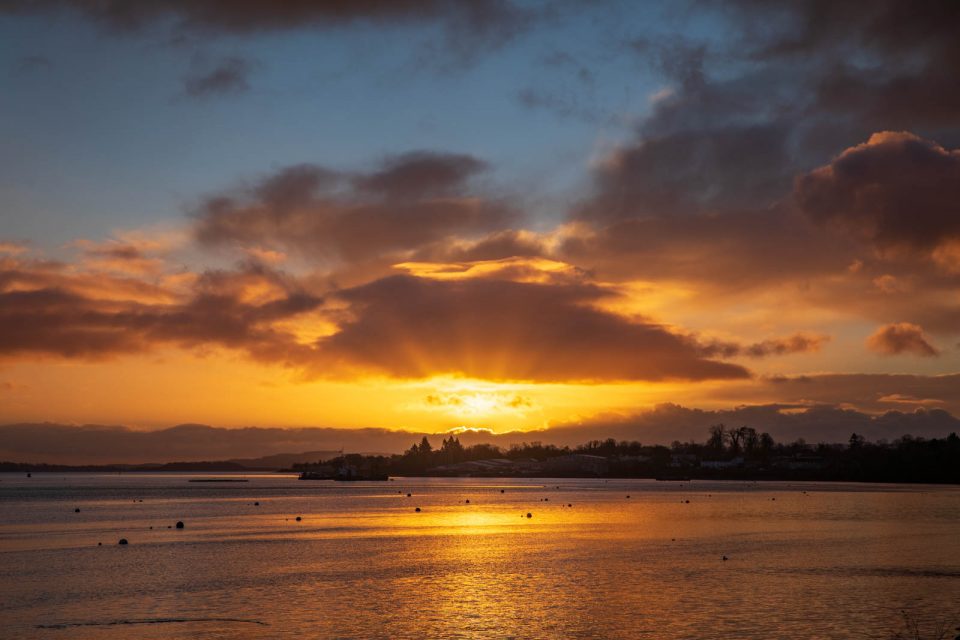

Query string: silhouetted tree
707 424 726 451
759 432 775 452
419 436 433 454
848 433 865 450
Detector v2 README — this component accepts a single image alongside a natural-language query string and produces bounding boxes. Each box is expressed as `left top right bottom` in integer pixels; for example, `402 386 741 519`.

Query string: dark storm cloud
182 56 252 98
313 273 750 382
795 132 960 253
866 322 940 358
194 152 514 263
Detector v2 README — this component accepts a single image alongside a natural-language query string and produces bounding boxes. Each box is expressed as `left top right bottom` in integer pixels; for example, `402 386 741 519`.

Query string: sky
1 1 960 455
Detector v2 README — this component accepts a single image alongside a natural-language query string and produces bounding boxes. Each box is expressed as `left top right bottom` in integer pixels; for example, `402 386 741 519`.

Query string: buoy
568 503 572 507
685 500 690 504
526 512 532 518
149 526 153 530
406 493 412 497
500 489 505 493
74 508 80 513
415 507 422 513
626 495 630 499
175 521 184 529
254 501 260 506
722 555 728 561
465 499 470 504
26 473 31 478
118 538 128 545
295 516 302 522
97 542 102 546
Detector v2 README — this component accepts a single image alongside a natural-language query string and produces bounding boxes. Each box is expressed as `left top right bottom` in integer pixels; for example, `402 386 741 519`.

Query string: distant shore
4 427 959 485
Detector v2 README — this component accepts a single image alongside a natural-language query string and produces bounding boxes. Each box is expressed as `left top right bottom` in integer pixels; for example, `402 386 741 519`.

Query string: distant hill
226 451 343 469
2 404 959 466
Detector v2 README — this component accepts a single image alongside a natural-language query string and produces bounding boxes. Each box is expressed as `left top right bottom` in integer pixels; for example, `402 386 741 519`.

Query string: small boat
298 471 334 480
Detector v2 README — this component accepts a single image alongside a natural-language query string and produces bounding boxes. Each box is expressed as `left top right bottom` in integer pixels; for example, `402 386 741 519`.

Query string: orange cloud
866 322 940 357
313 274 750 382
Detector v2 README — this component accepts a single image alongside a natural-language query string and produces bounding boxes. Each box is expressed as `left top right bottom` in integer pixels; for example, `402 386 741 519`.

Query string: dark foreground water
1 474 958 639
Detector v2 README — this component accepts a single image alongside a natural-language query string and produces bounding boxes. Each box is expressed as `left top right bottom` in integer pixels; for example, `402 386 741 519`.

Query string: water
1 474 959 639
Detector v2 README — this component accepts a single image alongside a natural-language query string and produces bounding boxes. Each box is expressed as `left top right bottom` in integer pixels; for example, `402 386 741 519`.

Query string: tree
759 432 775 453
726 426 744 454
708 424 726 451
848 433 865 450
419 436 433 454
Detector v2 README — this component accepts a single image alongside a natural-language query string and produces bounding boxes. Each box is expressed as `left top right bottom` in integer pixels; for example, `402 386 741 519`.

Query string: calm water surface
1 474 959 639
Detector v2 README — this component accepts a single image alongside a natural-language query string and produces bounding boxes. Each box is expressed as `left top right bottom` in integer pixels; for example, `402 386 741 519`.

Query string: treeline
295 427 960 484
0 460 259 473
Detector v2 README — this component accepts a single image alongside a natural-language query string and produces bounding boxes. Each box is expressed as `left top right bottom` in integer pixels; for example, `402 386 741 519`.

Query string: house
700 456 745 470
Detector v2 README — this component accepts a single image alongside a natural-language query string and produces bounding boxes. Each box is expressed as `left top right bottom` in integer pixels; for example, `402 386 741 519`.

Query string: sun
457 392 504 416
417 378 537 421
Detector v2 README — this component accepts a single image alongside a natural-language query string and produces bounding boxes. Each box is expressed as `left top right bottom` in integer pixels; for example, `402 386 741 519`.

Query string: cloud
0 1 535 62
702 333 829 359
558 209 852 291
866 322 940 357
350 151 487 200
4 249 796 383
312 273 750 382
182 56 252 98
194 152 514 266
75 240 165 275
0 256 322 363
728 0 960 130
582 123 793 220
516 87 608 124
0 241 29 255
877 394 945 408
728 373 960 416
795 132 960 255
